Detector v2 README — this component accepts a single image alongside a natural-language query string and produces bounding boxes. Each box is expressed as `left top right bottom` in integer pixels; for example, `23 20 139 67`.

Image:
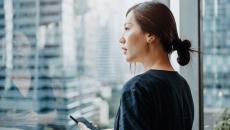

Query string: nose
119 37 125 44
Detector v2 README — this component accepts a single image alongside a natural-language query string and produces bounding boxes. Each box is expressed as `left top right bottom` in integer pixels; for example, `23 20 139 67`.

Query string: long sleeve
117 81 152 130
114 70 194 130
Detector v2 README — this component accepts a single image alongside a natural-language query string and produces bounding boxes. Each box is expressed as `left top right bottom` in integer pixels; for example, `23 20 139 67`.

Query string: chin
126 59 132 62
125 56 135 63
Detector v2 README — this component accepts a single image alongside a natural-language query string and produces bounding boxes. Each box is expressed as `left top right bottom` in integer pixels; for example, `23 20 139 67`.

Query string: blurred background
0 0 229 130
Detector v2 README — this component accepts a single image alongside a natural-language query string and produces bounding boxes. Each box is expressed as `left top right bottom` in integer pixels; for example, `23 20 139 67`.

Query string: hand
38 110 57 124
5 110 39 126
6 110 38 121
78 122 91 130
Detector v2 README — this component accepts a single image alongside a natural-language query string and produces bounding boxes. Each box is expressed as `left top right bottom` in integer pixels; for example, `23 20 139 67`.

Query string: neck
12 71 32 97
13 78 31 97
141 49 174 72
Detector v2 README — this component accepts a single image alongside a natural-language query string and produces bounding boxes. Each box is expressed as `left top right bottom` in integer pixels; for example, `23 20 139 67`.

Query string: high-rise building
0 0 100 129
0 0 6 100
203 0 230 129
86 0 128 84
203 0 230 108
0 0 13 112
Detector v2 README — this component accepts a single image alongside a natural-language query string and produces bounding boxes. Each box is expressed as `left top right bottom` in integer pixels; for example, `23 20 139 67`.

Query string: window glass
0 0 146 129
202 0 230 129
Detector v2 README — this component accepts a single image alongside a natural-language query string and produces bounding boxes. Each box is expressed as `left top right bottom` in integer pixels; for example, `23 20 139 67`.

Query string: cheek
126 36 148 61
127 32 147 53
126 30 141 42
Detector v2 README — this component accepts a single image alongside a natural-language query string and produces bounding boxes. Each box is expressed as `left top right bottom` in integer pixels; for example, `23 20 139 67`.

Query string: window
0 0 145 130
202 0 230 129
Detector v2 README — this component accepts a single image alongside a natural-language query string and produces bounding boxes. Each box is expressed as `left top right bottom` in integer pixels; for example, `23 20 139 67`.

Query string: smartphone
70 115 98 130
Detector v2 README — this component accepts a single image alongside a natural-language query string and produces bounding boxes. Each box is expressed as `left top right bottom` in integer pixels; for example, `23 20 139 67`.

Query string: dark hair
126 1 193 66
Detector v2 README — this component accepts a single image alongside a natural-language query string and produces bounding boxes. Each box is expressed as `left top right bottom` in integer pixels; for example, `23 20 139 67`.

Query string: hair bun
176 39 191 51
181 39 191 50
176 39 191 66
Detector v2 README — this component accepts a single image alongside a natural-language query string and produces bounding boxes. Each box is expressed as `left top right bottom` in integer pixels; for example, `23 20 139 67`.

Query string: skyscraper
203 0 230 129
203 0 230 108
0 0 100 129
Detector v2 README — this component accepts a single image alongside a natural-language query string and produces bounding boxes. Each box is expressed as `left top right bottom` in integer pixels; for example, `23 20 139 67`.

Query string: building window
202 0 230 129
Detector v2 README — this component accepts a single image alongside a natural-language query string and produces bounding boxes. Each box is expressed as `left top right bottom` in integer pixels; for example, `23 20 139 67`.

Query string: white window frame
169 0 202 130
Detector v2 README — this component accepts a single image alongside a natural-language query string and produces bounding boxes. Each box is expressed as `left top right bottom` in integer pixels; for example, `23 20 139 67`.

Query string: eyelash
124 27 129 31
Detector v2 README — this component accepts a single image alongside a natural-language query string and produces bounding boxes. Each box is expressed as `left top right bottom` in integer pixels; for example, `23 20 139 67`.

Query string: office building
0 0 101 129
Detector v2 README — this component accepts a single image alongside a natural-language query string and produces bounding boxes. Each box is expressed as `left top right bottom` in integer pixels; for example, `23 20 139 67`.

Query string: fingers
78 122 91 130
89 121 97 127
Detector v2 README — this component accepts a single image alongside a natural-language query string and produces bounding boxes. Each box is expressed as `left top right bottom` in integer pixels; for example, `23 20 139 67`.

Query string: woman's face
13 34 31 66
119 11 148 62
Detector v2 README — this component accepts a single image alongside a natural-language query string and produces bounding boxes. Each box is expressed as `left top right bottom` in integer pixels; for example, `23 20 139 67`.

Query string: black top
0 82 56 113
114 69 194 130
0 81 56 129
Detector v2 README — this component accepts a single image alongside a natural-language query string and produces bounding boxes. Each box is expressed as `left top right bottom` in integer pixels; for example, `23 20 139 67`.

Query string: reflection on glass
203 0 230 129
0 32 58 129
0 0 145 129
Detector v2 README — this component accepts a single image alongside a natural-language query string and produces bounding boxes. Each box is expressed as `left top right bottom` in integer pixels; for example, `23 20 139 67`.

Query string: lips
121 47 127 54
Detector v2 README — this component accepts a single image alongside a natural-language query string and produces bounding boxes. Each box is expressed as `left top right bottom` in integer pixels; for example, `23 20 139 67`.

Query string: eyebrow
124 23 132 26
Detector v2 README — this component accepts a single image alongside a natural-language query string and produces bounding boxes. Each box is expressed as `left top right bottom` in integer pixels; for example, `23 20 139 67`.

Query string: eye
124 27 130 31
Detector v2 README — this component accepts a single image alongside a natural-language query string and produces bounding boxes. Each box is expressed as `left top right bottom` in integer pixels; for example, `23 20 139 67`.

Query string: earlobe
146 33 156 43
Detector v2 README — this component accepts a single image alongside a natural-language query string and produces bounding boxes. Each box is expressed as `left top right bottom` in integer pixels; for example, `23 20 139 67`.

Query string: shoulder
120 73 162 109
122 71 161 95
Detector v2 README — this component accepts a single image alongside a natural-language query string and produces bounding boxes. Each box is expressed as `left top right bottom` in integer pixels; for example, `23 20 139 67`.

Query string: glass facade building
203 0 230 129
0 0 102 129
1 0 230 130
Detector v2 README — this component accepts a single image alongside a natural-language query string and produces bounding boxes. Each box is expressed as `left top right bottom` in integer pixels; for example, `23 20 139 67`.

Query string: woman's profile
78 1 194 130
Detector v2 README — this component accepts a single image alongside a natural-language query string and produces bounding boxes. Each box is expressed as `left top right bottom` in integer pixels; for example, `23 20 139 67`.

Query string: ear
145 33 156 44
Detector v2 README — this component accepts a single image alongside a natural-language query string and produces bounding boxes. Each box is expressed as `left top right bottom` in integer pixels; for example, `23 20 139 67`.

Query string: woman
79 1 194 130
0 32 57 130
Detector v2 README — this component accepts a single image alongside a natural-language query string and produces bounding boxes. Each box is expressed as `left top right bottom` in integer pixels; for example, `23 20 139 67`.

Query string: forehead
125 11 137 24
